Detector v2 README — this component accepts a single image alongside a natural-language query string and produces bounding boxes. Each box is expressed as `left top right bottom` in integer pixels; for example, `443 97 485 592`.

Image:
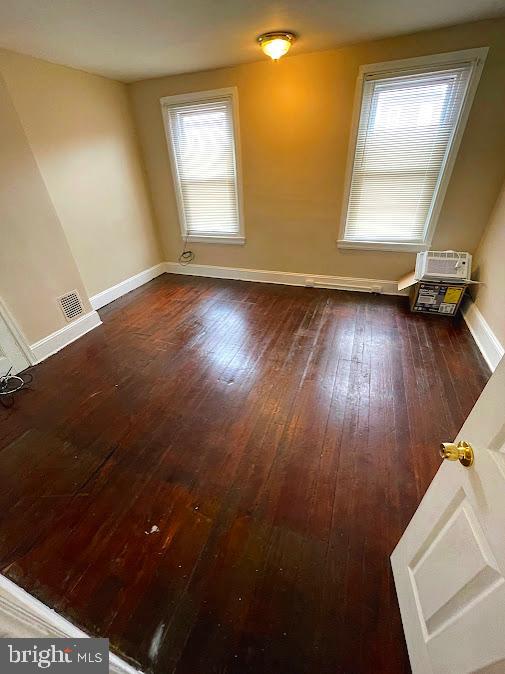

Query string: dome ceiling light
257 32 296 61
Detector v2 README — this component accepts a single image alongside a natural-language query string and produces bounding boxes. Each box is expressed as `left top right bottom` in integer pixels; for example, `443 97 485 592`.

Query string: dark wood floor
0 275 490 673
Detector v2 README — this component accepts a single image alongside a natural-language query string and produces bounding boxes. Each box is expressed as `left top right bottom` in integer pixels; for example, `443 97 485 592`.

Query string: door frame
0 297 34 374
0 574 142 673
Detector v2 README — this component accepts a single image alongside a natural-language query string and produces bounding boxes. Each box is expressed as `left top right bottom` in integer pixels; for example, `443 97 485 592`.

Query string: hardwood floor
0 275 490 673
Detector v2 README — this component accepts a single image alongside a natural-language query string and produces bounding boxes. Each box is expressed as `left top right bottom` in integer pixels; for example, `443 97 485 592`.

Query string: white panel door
0 339 15 375
0 347 11 376
392 355 505 674
0 301 30 375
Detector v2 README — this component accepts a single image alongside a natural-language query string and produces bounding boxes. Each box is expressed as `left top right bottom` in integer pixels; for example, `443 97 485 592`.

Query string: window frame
160 87 245 245
338 48 488 253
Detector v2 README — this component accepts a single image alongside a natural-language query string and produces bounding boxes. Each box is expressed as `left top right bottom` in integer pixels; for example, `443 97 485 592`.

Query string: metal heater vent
58 290 84 322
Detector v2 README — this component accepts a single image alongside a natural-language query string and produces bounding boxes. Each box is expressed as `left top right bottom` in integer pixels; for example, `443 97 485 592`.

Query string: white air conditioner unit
415 251 472 283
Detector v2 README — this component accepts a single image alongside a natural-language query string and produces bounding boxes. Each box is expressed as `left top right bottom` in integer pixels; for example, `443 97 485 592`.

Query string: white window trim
160 87 245 245
338 47 488 253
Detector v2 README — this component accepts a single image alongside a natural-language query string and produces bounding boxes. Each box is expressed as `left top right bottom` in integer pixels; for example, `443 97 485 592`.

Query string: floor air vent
58 290 84 322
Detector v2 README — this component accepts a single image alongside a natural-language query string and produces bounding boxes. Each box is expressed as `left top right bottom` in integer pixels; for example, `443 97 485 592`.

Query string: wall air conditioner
415 251 472 283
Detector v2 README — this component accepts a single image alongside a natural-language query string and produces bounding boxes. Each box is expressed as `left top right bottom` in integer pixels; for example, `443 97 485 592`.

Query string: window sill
337 240 428 253
185 235 246 245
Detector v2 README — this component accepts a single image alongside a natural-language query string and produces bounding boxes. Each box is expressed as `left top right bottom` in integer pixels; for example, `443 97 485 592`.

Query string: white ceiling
0 0 504 82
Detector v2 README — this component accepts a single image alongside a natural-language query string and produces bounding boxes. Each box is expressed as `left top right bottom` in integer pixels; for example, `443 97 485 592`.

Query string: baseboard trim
25 261 408 368
462 298 504 372
31 311 102 364
164 262 404 295
0 575 142 673
90 263 166 310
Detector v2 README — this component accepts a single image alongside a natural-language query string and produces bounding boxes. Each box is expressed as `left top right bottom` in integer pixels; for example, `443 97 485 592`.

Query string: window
339 49 487 252
161 88 244 244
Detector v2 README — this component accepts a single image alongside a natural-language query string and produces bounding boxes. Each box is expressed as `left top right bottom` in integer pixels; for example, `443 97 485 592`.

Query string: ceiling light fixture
257 32 296 61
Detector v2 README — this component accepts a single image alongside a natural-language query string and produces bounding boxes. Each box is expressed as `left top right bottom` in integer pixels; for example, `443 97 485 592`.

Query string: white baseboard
31 263 505 375
90 263 166 310
462 298 504 372
0 574 142 673
164 262 404 295
31 311 102 364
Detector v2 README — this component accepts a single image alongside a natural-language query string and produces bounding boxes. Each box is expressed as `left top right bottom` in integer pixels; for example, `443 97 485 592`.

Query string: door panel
392 356 505 674
413 491 501 637
0 304 30 374
0 348 11 375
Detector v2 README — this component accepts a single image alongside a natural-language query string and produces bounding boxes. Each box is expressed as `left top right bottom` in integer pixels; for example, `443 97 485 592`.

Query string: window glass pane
344 64 473 244
167 97 241 237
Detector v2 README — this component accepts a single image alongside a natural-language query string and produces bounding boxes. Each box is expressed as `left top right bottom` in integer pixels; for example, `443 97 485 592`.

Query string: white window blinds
343 63 473 245
166 95 242 239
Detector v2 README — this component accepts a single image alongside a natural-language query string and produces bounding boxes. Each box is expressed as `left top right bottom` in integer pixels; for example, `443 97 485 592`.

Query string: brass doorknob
439 441 474 467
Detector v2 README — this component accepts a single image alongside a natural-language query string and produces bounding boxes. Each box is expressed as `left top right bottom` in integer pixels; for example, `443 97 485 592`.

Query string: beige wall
472 181 505 347
129 18 505 282
0 74 90 344
0 49 162 298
